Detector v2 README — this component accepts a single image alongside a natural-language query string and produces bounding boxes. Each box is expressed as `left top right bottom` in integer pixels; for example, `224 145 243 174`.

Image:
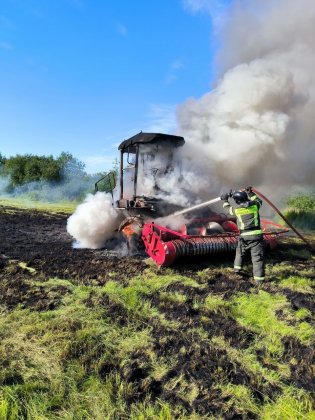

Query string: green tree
3 154 62 187
57 152 86 177
0 153 6 165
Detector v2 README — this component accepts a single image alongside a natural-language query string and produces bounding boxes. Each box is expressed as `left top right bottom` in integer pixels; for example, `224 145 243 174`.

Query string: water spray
167 188 313 251
168 196 221 217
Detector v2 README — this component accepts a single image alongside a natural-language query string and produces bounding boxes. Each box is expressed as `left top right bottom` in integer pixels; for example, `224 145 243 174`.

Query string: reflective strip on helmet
240 229 262 236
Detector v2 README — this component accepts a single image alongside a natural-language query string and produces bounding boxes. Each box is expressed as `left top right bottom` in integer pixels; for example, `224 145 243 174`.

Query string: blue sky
0 0 224 173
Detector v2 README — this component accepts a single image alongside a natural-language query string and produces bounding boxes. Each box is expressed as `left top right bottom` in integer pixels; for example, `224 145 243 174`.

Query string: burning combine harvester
95 132 290 266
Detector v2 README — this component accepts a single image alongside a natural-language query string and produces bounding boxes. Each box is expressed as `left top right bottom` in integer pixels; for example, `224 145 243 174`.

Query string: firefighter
220 188 265 282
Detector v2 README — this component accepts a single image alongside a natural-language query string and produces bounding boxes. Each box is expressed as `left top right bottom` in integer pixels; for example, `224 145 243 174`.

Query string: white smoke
67 192 120 249
176 0 315 198
69 0 315 249
155 213 189 231
136 144 213 207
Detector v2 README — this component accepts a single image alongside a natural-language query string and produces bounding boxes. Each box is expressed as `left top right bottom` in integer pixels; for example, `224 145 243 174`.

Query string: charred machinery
95 132 289 266
96 131 185 216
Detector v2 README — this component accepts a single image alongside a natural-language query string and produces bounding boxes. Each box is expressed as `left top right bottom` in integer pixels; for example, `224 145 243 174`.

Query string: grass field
0 197 77 214
0 199 314 419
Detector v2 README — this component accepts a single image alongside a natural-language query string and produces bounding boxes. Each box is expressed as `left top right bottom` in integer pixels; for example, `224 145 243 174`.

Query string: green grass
278 276 314 293
211 335 286 387
1 269 315 419
204 294 228 314
284 209 315 230
135 270 202 290
211 336 315 419
0 197 77 214
0 284 159 419
0 371 177 420
1 196 315 418
261 387 315 420
286 247 313 260
284 193 315 230
158 291 187 304
230 291 314 356
267 263 299 279
101 271 201 324
286 194 315 211
218 383 260 417
0 272 219 419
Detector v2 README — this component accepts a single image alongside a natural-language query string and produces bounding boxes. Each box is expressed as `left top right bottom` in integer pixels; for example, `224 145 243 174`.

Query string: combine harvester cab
95 131 187 250
95 131 185 215
95 131 290 266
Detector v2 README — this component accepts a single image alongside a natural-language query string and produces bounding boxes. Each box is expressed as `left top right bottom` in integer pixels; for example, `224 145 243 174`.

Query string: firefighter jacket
223 193 263 237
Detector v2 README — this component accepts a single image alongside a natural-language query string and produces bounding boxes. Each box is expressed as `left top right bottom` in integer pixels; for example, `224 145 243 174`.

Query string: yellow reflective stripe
223 202 230 208
236 213 244 229
229 207 235 216
254 210 258 226
252 204 259 226
254 276 265 280
240 229 262 236
234 266 242 269
235 205 260 230
234 206 257 216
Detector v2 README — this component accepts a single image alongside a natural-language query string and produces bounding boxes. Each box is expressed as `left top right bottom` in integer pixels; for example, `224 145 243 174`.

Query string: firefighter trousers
234 235 265 280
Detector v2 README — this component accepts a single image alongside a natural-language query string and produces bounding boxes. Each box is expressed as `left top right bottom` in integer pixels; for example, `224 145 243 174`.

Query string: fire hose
252 188 314 251
140 188 313 266
168 188 313 250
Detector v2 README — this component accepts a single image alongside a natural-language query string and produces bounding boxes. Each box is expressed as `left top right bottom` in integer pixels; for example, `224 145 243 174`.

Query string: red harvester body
142 217 288 266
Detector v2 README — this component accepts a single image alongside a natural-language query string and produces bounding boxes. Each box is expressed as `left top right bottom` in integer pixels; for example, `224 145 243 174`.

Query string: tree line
0 152 85 189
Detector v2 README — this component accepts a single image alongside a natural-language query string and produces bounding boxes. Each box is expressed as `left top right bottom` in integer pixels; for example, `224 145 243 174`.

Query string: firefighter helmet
232 190 248 204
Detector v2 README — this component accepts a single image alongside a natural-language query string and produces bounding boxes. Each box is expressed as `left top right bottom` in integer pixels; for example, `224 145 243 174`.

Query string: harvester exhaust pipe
253 188 313 251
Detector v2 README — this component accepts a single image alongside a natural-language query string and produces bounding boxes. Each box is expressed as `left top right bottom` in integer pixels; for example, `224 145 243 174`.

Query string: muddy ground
0 205 314 418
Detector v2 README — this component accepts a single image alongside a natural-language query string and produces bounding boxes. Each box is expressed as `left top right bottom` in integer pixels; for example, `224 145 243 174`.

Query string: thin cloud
117 23 128 36
0 15 13 28
84 155 116 166
68 0 85 9
144 104 177 134
166 58 184 85
83 155 117 174
0 41 13 50
182 0 230 30
165 74 178 85
183 0 209 13
171 59 184 70
183 0 223 13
